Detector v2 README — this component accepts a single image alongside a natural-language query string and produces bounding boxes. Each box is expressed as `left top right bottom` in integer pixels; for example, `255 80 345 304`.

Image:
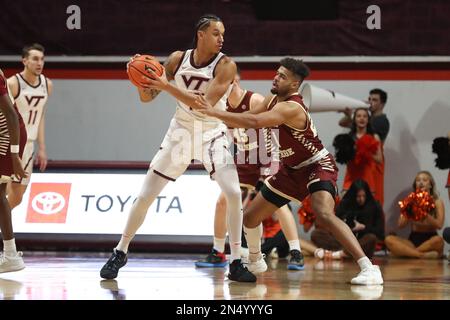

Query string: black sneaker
287 249 305 270
195 249 228 268
227 259 257 282
100 249 128 279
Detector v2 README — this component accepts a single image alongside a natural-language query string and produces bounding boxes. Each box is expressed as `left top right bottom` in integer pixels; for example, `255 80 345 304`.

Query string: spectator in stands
385 171 445 259
311 179 384 259
260 203 336 260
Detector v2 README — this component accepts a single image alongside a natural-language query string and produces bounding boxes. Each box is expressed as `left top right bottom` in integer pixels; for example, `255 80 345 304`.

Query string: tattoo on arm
144 88 161 98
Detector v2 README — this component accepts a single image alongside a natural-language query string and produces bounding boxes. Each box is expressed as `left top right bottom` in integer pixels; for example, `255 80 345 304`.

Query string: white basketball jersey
174 49 231 126
14 74 48 141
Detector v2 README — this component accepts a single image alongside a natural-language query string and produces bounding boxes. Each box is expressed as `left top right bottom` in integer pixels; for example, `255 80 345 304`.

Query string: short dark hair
279 57 310 81
22 43 45 58
192 14 222 48
236 64 241 76
370 88 387 104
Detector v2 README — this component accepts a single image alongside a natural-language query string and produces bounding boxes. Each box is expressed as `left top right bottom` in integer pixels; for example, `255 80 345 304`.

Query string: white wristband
10 145 19 154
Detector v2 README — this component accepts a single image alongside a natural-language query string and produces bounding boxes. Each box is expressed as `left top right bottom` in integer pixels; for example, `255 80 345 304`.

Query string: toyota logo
31 192 66 215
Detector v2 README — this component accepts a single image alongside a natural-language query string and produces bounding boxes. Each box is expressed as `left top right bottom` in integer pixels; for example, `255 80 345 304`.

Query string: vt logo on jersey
181 75 209 90
25 95 45 107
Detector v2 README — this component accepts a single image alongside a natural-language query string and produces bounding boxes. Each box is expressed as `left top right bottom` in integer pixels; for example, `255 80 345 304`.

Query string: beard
270 87 278 94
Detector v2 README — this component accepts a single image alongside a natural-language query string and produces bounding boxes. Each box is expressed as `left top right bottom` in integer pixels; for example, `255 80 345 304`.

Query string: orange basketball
127 55 164 88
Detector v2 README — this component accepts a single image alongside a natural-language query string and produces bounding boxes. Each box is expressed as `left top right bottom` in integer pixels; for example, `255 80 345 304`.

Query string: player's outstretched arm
197 97 293 129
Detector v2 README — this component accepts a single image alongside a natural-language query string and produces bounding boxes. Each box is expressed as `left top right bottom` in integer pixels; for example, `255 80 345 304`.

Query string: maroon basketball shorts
264 154 338 205
237 161 280 190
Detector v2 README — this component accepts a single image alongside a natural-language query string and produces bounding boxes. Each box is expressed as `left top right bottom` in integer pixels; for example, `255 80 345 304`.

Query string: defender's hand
195 95 216 115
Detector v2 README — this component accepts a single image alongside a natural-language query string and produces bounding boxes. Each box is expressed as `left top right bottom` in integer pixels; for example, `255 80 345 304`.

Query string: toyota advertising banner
11 173 221 236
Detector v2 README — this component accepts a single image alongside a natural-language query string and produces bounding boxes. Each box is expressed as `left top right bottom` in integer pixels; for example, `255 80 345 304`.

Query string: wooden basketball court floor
0 252 449 300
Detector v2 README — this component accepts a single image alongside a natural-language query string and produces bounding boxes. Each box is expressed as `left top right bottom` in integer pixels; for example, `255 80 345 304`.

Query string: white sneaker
247 254 267 274
0 252 25 274
351 265 383 285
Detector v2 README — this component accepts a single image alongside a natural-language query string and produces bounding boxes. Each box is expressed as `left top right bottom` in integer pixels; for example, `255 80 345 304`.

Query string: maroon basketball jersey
226 90 253 115
0 74 25 133
0 73 27 177
227 90 270 166
267 93 328 168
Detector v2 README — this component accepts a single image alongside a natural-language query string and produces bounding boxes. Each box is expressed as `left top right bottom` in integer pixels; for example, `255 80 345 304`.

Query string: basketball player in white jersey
100 14 256 282
7 43 53 209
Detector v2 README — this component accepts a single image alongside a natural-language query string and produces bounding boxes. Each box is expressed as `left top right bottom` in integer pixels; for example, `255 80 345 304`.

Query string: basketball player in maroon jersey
0 69 27 273
195 68 305 271
196 58 383 285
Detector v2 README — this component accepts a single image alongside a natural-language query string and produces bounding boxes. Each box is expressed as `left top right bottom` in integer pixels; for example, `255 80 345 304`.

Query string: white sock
333 250 344 259
213 237 226 253
288 240 301 252
357 256 373 271
116 234 133 254
245 224 263 262
314 248 324 259
3 239 18 257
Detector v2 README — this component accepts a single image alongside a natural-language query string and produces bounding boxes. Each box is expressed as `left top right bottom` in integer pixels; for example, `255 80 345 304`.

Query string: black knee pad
308 180 337 198
260 184 291 208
